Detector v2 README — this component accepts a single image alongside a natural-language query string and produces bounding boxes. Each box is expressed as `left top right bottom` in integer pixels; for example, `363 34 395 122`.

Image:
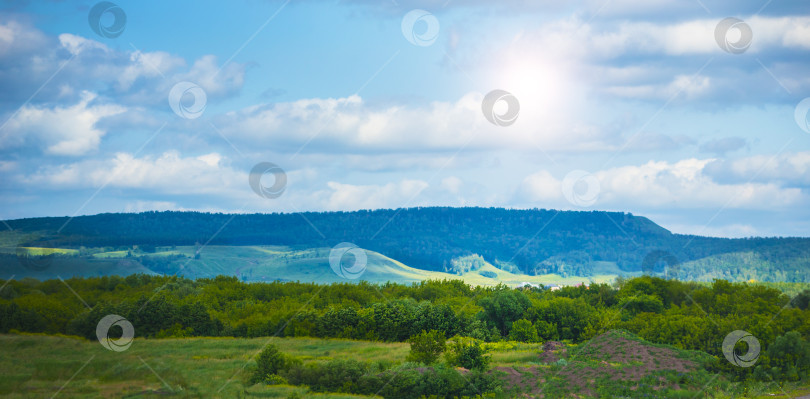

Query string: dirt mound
577 330 696 374
496 330 701 398
492 366 542 395
553 330 698 397
537 341 567 363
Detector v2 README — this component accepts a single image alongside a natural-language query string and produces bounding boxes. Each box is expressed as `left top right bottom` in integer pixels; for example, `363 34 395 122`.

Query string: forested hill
4 207 810 280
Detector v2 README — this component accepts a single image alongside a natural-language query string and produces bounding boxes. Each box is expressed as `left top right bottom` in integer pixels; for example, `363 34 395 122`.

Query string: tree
755 331 810 381
535 320 559 341
254 344 299 383
508 319 539 342
445 337 490 371
527 297 595 342
618 294 664 315
406 330 446 364
791 289 810 310
478 288 531 336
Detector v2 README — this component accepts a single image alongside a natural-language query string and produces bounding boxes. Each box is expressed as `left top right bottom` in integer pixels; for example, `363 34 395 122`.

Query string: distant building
517 282 541 289
545 284 561 291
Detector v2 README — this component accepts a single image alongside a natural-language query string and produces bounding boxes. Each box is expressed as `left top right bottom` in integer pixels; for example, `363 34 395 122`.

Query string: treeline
1 274 810 382
7 208 810 279
0 275 810 379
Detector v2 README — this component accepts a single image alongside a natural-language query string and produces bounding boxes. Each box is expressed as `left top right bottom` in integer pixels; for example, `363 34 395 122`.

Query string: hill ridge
2 207 809 282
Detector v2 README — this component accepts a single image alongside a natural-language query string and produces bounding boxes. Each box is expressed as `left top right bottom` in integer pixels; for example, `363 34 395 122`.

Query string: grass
1 333 809 399
17 247 79 256
0 242 619 287
0 334 408 399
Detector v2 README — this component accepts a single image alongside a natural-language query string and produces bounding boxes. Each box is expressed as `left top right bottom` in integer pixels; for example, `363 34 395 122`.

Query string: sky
0 0 809 238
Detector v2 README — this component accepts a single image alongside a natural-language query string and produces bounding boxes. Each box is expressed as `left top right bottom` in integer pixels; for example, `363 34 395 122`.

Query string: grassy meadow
2 333 809 399
4 242 619 287
0 333 409 398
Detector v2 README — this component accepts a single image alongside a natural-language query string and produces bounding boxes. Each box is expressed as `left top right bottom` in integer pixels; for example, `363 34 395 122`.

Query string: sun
493 56 573 126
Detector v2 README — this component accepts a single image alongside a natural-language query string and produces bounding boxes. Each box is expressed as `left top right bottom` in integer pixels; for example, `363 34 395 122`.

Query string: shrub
479 270 497 278
406 330 446 364
253 344 300 384
264 374 287 385
367 362 501 399
282 359 369 393
444 337 491 371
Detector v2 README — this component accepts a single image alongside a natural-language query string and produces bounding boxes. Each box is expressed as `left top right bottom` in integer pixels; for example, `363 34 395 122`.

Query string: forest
5 208 810 282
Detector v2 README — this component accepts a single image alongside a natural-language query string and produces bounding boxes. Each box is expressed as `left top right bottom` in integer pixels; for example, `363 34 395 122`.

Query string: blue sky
1 0 809 237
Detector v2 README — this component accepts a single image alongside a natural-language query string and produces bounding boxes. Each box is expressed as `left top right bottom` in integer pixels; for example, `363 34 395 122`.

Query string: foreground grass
0 334 408 398
1 333 809 399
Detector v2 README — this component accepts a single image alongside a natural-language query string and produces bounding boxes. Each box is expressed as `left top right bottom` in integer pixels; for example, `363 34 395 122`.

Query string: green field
0 333 401 398
1 333 808 399
6 243 810 296
2 243 618 287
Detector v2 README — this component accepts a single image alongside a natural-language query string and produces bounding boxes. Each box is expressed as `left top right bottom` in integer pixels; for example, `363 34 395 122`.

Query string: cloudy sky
0 0 809 237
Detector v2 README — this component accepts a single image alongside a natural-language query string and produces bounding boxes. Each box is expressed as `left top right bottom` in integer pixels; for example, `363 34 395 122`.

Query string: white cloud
604 73 711 100
704 151 810 187
464 14 810 103
28 151 244 196
588 16 810 56
118 50 185 91
518 170 563 203
0 20 47 57
0 21 247 114
172 55 245 98
664 223 760 238
219 92 644 155
517 157 805 210
2 91 125 155
124 200 180 213
222 93 488 152
597 158 802 209
323 180 429 210
441 176 463 194
58 33 109 56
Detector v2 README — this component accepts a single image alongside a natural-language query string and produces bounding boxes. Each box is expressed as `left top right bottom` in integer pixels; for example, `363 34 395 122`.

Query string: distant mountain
2 207 810 282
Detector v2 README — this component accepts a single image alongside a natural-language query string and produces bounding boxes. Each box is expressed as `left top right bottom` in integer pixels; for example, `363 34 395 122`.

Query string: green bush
444 337 491 371
508 319 539 342
479 270 497 278
283 359 369 393
253 344 300 384
365 362 501 399
406 330 446 364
